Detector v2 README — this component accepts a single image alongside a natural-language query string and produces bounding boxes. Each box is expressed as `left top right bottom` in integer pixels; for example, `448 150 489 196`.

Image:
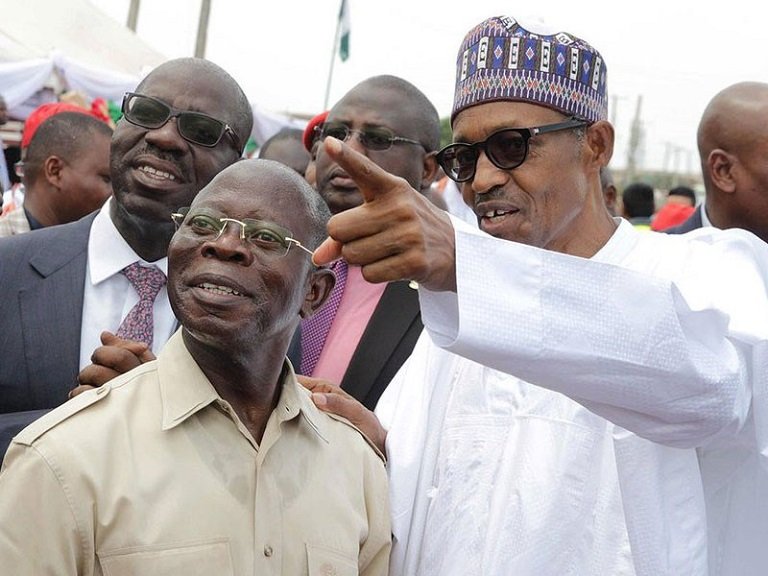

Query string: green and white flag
338 0 350 61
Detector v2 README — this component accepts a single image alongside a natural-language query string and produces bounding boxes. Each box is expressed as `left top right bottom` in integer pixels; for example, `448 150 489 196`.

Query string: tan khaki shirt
0 330 390 576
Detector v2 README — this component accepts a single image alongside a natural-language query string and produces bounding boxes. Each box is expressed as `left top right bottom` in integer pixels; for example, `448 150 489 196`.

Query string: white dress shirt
80 198 176 369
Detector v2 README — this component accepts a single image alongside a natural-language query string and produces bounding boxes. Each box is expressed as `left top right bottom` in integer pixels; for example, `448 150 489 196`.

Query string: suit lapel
665 205 703 235
19 216 92 406
691 205 704 230
680 205 704 232
341 280 421 406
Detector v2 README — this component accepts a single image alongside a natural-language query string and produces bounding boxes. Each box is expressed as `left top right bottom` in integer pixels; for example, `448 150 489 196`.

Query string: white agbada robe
377 218 768 576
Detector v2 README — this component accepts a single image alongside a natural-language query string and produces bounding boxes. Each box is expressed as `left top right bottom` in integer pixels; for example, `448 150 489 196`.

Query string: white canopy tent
0 0 302 146
0 0 166 111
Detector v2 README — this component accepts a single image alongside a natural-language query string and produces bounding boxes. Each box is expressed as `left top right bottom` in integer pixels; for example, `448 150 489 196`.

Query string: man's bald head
698 82 768 160
696 81 768 241
191 159 331 250
343 75 441 153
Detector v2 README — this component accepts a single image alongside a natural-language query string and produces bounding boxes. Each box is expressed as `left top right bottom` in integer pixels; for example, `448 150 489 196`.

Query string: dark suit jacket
664 205 703 234
0 409 51 460
0 213 96 459
0 213 96 413
291 280 422 411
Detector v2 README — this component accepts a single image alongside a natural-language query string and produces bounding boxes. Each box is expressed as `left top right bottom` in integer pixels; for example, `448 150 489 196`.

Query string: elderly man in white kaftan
308 14 768 576
378 219 768 575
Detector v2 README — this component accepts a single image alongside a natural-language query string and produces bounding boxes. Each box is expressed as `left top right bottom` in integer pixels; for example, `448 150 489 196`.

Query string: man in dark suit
0 58 253 450
664 203 703 234
666 81 768 241
296 75 440 410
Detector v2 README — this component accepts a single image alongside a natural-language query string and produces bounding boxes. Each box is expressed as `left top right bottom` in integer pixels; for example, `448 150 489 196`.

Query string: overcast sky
90 0 768 173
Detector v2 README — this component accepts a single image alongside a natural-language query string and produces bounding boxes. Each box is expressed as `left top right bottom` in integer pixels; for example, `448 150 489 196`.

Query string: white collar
591 217 639 264
87 197 169 286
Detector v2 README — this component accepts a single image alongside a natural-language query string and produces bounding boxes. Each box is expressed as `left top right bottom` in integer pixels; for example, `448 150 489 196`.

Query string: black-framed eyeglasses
318 122 424 151
436 118 588 183
122 92 241 151
171 207 314 258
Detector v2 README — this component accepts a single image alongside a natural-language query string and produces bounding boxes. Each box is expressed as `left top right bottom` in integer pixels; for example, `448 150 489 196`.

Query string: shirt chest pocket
306 543 358 576
98 539 234 576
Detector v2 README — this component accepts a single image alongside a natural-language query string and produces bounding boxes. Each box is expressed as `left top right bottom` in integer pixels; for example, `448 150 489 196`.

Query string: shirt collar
273 362 330 441
88 197 168 285
591 217 639 264
23 206 44 230
157 330 328 442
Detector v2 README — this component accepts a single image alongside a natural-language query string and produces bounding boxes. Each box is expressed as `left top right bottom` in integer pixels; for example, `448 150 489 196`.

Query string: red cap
651 203 696 231
89 98 112 125
302 110 329 152
21 102 96 149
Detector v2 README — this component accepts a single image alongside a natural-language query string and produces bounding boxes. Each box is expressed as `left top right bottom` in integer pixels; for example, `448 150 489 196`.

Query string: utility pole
127 0 140 31
195 0 212 58
662 141 672 174
625 95 644 182
324 0 345 110
673 146 681 175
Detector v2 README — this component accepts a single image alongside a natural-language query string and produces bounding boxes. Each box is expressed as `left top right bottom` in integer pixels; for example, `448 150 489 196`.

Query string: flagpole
323 0 344 110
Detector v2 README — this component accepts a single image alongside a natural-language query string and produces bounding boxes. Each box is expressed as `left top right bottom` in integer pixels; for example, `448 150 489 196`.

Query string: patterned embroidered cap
451 15 608 124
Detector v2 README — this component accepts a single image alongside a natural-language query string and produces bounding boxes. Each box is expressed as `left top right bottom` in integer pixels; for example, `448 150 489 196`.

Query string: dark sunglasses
318 122 424 152
436 118 588 182
121 92 241 151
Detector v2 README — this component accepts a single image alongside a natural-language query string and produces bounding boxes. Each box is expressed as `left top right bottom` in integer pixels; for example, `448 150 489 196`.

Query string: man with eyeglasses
0 159 391 576
295 75 440 411
306 15 768 576
0 58 253 455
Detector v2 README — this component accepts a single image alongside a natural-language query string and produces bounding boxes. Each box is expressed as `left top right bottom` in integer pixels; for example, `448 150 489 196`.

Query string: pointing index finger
323 136 402 203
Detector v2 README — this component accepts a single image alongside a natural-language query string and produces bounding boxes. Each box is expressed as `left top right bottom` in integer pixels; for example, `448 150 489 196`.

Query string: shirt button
264 545 273 557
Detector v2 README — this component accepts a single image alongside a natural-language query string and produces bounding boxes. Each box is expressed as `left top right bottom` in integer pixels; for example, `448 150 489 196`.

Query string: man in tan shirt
0 159 391 576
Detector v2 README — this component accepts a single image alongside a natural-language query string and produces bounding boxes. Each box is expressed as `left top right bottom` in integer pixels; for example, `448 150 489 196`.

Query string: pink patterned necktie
299 259 348 375
116 262 167 347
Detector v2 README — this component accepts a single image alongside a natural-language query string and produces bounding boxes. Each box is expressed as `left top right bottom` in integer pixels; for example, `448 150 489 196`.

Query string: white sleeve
419 219 768 448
